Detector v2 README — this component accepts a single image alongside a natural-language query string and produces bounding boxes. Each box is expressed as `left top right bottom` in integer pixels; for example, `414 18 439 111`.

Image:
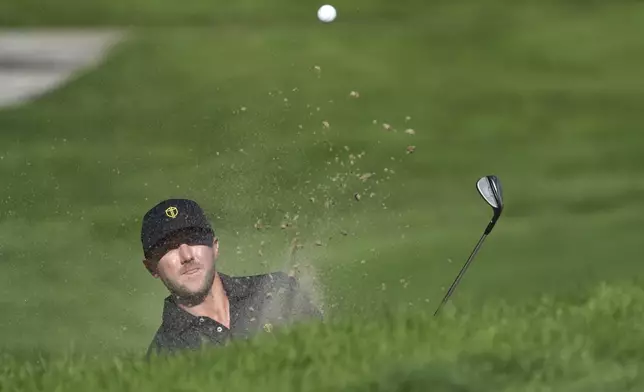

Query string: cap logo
165 206 179 218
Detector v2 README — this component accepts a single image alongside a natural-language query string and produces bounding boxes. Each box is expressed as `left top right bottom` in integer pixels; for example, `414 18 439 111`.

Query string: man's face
146 229 218 301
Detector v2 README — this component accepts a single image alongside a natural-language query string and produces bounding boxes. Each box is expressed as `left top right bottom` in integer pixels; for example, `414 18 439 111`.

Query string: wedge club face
477 175 504 234
433 175 504 316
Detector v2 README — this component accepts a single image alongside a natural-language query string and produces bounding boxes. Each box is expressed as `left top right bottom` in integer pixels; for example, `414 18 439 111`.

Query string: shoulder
221 271 297 297
146 327 171 358
146 326 209 359
222 271 324 322
145 313 206 358
243 270 294 284
145 325 182 358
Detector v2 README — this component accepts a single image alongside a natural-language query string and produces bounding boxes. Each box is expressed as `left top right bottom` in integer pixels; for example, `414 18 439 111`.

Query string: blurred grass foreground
3 282 644 392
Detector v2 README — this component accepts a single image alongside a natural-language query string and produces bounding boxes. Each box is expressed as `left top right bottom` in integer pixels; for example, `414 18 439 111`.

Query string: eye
150 241 179 260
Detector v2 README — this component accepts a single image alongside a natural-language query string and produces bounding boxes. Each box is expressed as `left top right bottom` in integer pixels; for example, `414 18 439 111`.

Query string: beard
162 263 217 305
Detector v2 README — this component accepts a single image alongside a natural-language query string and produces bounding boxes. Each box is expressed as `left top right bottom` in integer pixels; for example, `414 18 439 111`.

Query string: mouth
182 267 202 276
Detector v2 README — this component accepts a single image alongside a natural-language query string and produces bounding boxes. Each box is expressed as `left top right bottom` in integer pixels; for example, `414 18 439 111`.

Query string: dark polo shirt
146 271 323 356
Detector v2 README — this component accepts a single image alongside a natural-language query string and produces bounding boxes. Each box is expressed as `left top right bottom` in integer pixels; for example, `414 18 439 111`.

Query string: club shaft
434 233 488 316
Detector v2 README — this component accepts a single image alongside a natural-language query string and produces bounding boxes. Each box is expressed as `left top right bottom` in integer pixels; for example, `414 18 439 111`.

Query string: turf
1 0 644 386
3 283 644 391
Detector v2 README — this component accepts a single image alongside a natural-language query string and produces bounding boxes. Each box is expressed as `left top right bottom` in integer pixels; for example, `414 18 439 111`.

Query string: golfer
140 198 323 356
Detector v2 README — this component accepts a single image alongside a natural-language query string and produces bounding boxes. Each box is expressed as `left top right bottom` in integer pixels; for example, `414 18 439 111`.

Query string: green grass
2 0 644 388
3 282 644 391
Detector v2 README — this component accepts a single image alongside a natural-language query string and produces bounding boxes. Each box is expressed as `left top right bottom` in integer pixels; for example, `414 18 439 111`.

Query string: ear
213 237 220 259
142 258 159 278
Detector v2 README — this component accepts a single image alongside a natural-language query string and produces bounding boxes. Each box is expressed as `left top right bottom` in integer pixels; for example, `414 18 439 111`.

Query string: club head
476 175 504 234
433 175 505 316
476 175 503 211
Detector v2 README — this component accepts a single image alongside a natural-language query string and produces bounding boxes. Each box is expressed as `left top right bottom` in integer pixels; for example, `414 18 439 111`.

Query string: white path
0 29 124 109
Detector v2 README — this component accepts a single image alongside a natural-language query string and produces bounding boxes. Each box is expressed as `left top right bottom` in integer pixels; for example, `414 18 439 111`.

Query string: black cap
141 199 214 259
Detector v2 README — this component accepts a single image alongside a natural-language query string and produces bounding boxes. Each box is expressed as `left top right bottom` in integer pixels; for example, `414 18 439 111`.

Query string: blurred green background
1 0 644 357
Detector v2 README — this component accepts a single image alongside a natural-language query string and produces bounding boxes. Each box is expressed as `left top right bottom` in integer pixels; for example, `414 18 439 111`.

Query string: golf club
433 175 504 316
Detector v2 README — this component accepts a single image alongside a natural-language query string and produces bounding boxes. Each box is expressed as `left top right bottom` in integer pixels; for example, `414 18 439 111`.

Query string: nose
177 243 194 264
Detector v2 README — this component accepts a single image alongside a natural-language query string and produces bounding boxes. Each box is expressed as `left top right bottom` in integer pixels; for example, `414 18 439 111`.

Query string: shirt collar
160 272 261 332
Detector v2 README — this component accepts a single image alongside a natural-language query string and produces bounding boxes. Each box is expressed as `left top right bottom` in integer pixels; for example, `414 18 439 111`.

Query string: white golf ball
317 5 337 23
